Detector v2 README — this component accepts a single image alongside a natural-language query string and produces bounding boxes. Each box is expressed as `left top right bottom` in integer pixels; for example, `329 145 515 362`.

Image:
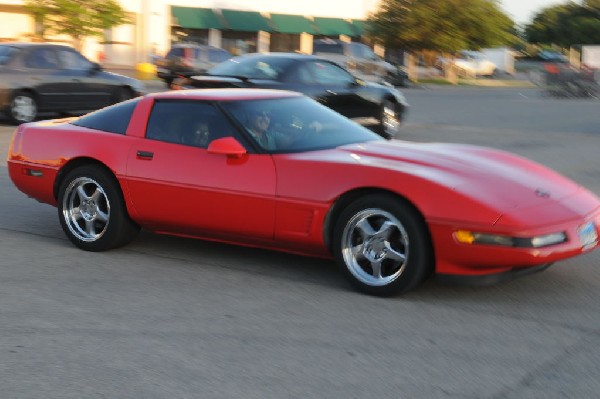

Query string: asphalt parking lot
1 86 599 399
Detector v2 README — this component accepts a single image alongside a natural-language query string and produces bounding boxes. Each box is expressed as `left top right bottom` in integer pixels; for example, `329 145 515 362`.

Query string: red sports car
7 89 600 296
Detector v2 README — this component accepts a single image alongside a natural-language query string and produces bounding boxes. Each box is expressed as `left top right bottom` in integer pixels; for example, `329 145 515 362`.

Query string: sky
500 0 565 24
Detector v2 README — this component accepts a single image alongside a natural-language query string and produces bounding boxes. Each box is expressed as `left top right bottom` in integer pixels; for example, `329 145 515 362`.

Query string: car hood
335 140 587 213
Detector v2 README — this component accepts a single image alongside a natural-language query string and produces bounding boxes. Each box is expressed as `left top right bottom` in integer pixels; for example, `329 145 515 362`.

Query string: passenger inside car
180 121 211 147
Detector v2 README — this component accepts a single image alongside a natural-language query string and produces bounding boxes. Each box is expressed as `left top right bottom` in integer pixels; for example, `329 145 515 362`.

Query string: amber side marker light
454 230 567 248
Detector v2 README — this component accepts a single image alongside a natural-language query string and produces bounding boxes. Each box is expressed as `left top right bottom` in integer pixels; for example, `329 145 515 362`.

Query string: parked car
171 52 408 139
438 51 497 78
0 42 145 124
537 50 568 63
312 39 408 87
7 89 600 296
155 43 232 85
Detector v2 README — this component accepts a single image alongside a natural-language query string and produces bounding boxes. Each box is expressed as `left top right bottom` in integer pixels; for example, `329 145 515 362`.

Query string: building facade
0 0 378 67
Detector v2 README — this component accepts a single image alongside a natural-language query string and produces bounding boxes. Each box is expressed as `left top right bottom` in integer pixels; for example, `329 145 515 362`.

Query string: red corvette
7 89 600 296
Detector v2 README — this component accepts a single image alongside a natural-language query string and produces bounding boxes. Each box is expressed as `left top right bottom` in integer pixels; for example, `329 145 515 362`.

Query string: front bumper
429 208 600 277
436 263 553 286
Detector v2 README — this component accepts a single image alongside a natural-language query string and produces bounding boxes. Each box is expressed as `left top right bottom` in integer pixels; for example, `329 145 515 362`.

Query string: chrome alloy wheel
62 177 111 242
341 208 409 287
11 95 37 123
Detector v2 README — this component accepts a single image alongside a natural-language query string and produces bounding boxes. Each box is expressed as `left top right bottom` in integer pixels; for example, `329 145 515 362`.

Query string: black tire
377 100 400 139
57 165 140 251
333 194 434 296
7 91 38 125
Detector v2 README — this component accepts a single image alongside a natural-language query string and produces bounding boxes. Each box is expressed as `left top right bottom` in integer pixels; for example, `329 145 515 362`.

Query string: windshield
0 45 18 65
209 56 294 79
220 96 383 153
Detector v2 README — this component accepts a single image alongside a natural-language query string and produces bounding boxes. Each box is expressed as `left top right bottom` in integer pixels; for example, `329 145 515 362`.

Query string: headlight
530 232 569 248
454 230 567 248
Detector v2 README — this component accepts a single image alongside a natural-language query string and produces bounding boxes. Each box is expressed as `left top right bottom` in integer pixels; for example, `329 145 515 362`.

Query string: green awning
350 20 366 36
270 14 316 34
313 17 356 37
171 6 224 30
221 9 272 32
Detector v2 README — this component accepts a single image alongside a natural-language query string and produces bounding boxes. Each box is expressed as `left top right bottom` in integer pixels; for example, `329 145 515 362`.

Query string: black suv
155 44 232 85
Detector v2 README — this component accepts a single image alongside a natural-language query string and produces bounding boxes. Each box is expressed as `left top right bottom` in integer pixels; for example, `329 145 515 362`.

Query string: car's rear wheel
333 194 434 296
378 100 401 139
58 165 140 251
8 91 37 124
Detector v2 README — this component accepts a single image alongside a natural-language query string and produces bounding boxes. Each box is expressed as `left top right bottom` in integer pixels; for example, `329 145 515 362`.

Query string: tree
366 0 516 53
525 2 600 46
24 0 129 50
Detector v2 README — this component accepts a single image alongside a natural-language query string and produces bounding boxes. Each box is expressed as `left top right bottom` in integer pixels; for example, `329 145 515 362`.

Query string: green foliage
525 2 600 46
366 0 516 52
24 0 128 40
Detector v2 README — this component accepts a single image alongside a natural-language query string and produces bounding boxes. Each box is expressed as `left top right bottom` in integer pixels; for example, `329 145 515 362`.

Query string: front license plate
578 222 598 250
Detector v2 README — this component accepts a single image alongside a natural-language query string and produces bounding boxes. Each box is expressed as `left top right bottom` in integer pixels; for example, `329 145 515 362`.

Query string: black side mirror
90 62 102 74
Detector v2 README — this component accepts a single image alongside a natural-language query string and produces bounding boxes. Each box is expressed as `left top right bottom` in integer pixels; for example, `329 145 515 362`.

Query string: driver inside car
245 108 323 151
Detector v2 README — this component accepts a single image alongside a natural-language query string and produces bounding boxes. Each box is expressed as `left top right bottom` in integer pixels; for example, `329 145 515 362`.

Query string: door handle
326 90 337 95
136 150 154 160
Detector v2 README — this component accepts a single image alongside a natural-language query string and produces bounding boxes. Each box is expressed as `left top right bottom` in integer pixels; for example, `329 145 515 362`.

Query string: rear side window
71 98 140 134
0 45 17 65
25 48 60 69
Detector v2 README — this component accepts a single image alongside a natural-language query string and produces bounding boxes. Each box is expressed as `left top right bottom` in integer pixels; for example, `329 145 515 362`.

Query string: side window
208 48 230 63
145 100 236 148
0 46 18 66
167 48 183 59
58 49 92 70
305 61 355 85
285 64 315 84
25 48 60 69
349 43 377 60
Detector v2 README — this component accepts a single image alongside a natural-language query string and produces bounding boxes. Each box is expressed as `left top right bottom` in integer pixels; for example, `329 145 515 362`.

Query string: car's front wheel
58 165 140 251
8 91 38 124
333 194 434 296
